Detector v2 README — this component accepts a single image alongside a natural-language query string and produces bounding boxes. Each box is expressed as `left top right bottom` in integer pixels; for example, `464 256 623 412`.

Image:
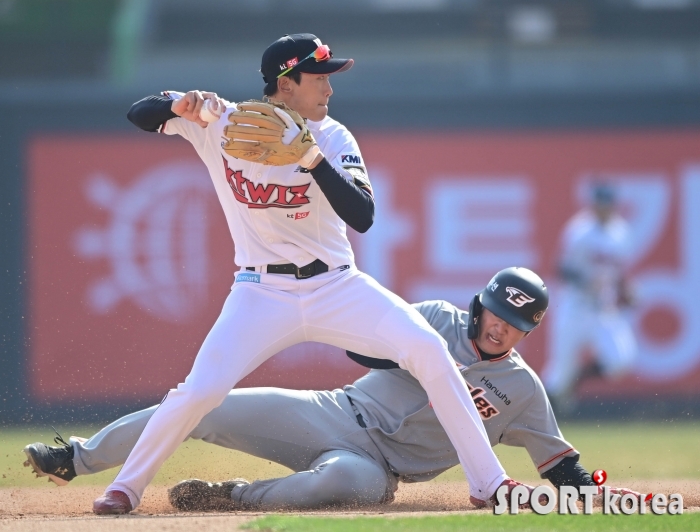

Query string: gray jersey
345 300 577 483
69 299 577 508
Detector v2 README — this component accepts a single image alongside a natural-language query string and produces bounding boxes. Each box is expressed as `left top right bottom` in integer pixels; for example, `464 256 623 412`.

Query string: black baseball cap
261 33 354 84
592 183 616 205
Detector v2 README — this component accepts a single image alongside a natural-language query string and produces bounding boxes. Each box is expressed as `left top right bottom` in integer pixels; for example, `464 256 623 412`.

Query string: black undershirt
345 350 400 370
542 456 596 496
127 95 177 132
474 344 508 361
344 343 511 372
126 94 374 233
308 158 374 233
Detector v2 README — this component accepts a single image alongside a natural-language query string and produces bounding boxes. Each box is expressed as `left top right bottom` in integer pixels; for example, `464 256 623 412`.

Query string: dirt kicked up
2 481 700 532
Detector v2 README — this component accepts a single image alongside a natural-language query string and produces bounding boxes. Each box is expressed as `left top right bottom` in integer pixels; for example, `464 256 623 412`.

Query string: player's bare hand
595 485 645 504
172 91 225 128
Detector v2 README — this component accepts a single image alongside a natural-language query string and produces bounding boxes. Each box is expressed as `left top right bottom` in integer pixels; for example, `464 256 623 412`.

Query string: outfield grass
441 420 700 483
1 420 699 489
244 513 700 532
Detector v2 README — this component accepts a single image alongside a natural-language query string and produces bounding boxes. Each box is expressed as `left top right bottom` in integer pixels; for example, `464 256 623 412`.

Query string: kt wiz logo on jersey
223 158 311 209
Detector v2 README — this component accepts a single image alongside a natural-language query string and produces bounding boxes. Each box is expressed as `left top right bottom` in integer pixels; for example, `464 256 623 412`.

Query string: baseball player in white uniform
24 268 643 510
78 34 527 514
542 184 638 412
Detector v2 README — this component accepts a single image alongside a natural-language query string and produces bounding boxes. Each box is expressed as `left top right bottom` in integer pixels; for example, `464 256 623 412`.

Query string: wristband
298 145 322 168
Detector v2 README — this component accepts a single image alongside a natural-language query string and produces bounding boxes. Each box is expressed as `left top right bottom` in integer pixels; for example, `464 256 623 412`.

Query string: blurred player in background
542 183 638 414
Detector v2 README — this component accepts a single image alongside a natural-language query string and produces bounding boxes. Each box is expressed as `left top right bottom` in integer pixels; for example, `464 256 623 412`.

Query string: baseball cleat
22 430 76 486
168 478 249 511
93 490 133 515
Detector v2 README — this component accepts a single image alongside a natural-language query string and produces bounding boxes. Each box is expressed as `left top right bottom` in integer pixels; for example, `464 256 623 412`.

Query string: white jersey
160 92 369 270
558 210 632 309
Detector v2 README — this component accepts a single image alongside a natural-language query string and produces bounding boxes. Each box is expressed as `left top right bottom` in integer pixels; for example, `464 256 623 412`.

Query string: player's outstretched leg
26 385 376 498
168 451 390 511
72 406 156 475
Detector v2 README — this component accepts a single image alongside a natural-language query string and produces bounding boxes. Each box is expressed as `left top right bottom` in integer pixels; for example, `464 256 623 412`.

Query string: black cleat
22 428 77 486
168 478 249 511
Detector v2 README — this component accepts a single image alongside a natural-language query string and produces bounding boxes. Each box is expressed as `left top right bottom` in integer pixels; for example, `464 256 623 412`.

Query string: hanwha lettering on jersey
223 158 310 209
505 286 536 307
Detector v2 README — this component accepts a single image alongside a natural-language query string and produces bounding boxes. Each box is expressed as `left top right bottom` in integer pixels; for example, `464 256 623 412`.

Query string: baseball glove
223 100 317 166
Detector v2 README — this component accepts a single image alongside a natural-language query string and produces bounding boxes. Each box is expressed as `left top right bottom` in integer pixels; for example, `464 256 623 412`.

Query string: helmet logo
505 287 536 307
533 310 545 323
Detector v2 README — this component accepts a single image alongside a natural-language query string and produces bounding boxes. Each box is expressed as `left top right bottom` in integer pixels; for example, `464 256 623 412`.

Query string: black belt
246 259 332 279
347 396 367 428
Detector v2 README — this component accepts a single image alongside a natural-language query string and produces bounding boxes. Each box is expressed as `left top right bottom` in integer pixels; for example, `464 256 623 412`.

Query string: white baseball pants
107 266 507 507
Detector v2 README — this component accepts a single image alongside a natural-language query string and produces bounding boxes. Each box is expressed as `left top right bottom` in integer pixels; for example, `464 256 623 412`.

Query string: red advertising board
27 130 700 402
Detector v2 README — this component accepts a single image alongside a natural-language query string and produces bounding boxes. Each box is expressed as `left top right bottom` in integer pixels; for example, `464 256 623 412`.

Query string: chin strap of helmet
466 293 483 340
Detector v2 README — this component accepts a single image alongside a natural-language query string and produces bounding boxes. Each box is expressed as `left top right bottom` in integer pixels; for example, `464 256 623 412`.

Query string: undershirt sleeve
309 158 375 233
345 350 400 370
127 95 178 132
542 456 596 497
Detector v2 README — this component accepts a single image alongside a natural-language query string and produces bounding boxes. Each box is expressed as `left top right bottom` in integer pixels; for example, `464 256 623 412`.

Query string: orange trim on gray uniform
537 447 577 470
470 340 512 362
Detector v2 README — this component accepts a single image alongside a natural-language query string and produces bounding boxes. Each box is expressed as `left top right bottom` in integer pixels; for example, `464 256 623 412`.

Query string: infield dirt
2 480 699 532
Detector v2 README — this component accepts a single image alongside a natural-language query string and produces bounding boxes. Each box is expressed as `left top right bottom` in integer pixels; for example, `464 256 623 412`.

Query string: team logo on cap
505 287 536 307
280 57 299 71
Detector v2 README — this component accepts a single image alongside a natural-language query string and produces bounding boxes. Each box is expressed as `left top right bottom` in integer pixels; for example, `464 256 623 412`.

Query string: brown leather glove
223 100 318 166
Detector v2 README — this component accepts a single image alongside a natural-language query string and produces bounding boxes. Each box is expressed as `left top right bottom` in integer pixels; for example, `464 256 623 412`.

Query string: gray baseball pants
72 388 396 510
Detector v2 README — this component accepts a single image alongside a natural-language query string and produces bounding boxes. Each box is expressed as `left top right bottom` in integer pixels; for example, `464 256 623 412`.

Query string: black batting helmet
467 267 549 339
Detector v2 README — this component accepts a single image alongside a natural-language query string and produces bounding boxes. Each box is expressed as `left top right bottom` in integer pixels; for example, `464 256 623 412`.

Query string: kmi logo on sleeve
339 154 362 165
